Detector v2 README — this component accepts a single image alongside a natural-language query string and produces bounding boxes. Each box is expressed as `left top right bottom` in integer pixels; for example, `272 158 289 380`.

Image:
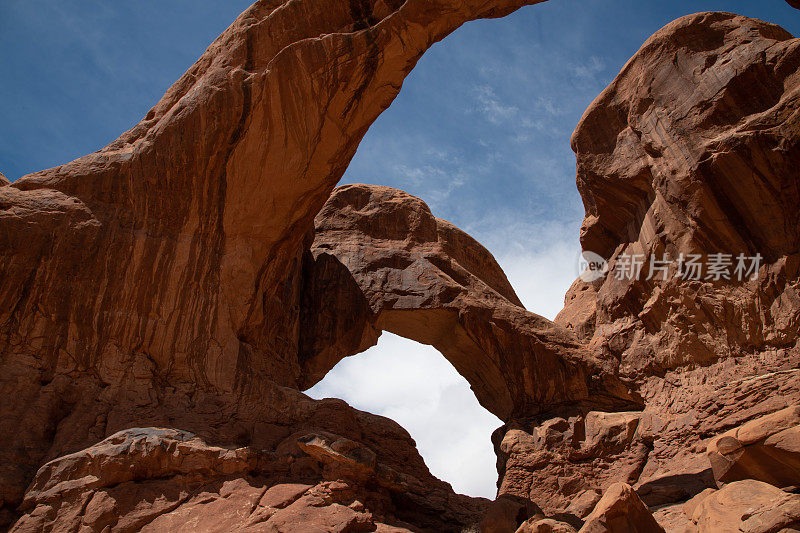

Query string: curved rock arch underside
0 1 798 531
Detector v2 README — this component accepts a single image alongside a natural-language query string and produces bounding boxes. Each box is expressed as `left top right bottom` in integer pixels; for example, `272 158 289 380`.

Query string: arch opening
305 332 503 499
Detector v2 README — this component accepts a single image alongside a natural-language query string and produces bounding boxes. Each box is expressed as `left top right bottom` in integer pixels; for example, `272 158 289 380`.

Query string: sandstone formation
559 10 800 372
6 391 493 531
497 411 649 516
559 10 800 382
516 518 578 533
301 184 638 420
544 9 800 517
1 3 799 533
12 427 473 532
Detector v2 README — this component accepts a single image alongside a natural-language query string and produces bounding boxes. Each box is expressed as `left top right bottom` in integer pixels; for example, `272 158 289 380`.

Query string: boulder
478 494 543 533
578 483 664 533
706 406 800 487
517 518 578 533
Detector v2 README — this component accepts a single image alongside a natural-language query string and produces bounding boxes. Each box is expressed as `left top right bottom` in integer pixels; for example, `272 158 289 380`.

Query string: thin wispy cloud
474 85 520 124
570 55 606 81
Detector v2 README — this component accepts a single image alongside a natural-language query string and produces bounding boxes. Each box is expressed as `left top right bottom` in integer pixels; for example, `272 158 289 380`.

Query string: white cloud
534 95 565 117
305 333 503 499
570 56 606 82
464 214 582 320
498 238 581 320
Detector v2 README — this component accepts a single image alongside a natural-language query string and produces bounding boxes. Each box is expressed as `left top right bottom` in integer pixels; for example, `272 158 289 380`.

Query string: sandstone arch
299 184 638 420
1 0 578 522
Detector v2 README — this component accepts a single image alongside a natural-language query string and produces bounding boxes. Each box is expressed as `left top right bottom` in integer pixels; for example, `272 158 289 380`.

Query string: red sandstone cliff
1 3 798 532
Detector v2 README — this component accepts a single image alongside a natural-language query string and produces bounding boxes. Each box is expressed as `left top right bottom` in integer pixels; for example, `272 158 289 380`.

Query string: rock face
542 9 800 516
706 406 800 488
561 12 800 372
1 3 799 533
497 411 650 516
559 10 800 379
9 415 486 532
11 427 437 532
0 0 548 528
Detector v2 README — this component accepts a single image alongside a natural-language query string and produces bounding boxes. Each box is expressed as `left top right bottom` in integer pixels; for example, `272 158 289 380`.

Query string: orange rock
564 11 800 377
302 184 639 420
557 10 800 510
2 2 800 532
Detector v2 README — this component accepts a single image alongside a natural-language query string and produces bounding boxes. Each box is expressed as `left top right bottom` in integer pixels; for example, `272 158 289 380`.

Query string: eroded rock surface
559 10 800 379
578 483 664 533
11 423 484 533
559 10 800 374
544 9 800 514
497 412 648 516
706 405 800 488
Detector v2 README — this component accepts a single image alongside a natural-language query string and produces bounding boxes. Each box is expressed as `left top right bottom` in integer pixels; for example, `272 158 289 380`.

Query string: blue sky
2 0 797 498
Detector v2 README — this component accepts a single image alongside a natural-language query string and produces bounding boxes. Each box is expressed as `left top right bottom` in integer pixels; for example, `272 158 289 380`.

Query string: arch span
299 184 639 420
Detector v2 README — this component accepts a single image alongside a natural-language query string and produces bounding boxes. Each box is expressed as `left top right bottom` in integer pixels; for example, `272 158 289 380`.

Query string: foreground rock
578 483 664 533
517 518 578 532
497 411 648 516
11 426 481 532
683 480 800 532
